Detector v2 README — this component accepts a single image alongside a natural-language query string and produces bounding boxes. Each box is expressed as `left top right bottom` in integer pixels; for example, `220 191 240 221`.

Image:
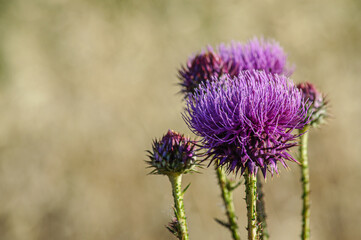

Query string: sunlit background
0 0 360 239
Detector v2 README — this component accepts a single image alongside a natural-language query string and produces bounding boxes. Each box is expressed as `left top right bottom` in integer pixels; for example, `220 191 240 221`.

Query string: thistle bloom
297 82 327 127
179 38 291 96
184 70 308 177
147 130 197 175
218 37 292 77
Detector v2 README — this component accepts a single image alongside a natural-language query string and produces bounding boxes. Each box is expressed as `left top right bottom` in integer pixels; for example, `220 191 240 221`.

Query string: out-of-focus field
0 0 360 239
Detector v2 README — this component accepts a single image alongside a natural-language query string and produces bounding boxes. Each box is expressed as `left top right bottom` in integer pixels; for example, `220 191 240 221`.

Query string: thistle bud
178 48 225 95
146 130 198 175
297 82 328 127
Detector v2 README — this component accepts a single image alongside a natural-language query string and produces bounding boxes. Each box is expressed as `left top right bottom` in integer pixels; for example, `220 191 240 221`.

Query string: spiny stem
216 166 241 240
244 171 258 240
168 174 189 240
256 173 269 240
299 125 310 240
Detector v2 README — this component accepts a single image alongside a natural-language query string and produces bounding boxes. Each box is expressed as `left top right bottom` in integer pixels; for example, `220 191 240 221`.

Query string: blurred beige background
0 0 360 239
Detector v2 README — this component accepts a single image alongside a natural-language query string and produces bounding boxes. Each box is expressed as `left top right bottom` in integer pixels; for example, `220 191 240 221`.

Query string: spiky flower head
218 37 293 77
146 130 198 175
297 82 328 127
184 70 308 177
178 47 226 95
178 37 292 96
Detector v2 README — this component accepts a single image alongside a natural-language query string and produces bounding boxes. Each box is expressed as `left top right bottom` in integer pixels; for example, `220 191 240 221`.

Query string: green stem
299 125 310 240
216 166 241 240
256 173 269 240
244 171 258 240
168 174 189 240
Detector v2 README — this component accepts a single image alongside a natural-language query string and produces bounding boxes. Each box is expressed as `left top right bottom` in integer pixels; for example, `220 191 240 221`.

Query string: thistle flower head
218 37 292 77
146 130 198 175
184 70 308 177
178 47 225 95
297 82 328 127
178 38 293 96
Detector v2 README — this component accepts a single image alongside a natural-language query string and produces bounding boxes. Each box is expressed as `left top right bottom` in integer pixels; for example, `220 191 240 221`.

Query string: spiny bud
297 82 328 127
178 47 226 96
146 130 198 175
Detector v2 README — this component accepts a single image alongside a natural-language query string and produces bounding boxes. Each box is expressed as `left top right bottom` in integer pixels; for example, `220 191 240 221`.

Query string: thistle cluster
146 130 198 175
146 37 329 240
184 70 308 177
297 82 328 127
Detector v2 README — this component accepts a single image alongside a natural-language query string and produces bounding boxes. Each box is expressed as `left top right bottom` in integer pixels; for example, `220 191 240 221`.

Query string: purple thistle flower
178 37 292 96
297 82 328 127
184 70 308 177
146 130 198 175
218 37 293 77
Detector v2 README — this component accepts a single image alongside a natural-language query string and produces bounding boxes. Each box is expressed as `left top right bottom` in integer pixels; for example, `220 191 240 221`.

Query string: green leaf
214 218 230 229
182 183 191 195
